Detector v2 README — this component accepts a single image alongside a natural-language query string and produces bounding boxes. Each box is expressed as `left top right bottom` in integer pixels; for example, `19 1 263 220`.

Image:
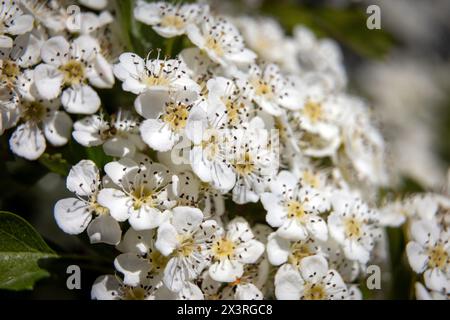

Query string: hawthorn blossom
97 157 175 231
275 255 350 300
54 160 121 245
0 1 34 48
134 1 207 38
261 170 330 242
73 109 145 157
208 217 265 283
34 35 114 114
406 219 450 293
155 206 221 292
186 16 256 68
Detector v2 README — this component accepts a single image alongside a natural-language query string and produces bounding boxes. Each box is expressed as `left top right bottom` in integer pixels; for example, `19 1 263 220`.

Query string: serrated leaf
0 211 58 291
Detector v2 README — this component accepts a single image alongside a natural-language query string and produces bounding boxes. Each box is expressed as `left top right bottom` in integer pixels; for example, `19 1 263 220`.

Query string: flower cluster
5 1 445 301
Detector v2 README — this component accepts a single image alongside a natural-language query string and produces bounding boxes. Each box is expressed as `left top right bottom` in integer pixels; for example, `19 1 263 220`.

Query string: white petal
66 159 99 196
114 253 150 286
209 259 244 283
235 283 263 300
43 111 72 147
306 216 328 241
274 264 303 300
235 239 265 264
299 255 328 282
87 215 122 245
140 119 177 152
171 206 204 234
61 85 101 114
406 242 428 273
97 188 131 222
9 122 46 160
276 220 308 241
41 36 69 66
91 275 120 300
155 222 179 256
104 158 138 185
34 64 63 100
266 232 290 266
129 207 165 231
424 269 450 293
54 198 92 234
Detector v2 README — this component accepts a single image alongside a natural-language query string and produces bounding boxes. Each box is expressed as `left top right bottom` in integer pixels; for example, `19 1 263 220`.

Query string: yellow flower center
303 170 320 189
254 81 273 98
1 60 20 83
234 152 254 176
177 236 197 257
122 286 147 300
303 100 323 123
344 217 362 239
131 185 155 210
303 283 327 300
288 242 313 266
21 101 46 123
148 250 168 272
287 200 307 221
59 60 86 86
223 98 244 126
428 245 448 269
162 103 189 131
212 238 235 260
205 36 224 57
160 14 185 29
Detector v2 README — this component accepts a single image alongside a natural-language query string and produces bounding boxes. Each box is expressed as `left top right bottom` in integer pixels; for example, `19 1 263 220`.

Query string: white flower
91 274 160 300
9 85 72 160
73 109 145 157
186 16 256 67
155 206 221 292
201 259 268 300
0 0 34 48
79 0 109 11
179 47 219 84
113 52 200 98
0 32 43 69
171 170 225 218
54 160 121 245
261 171 329 242
266 232 321 267
139 89 198 152
67 10 113 35
114 228 167 286
415 282 449 300
206 76 250 128
134 1 207 38
9 70 72 160
0 84 20 135
406 219 450 293
208 217 264 283
328 191 381 264
274 255 349 300
236 63 299 116
185 98 236 192
235 17 298 72
97 157 175 231
20 0 66 32
229 117 277 204
34 35 114 114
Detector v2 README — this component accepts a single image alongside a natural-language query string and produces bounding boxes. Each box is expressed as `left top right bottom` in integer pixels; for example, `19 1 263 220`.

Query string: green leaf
0 211 58 291
85 145 113 169
38 153 70 176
